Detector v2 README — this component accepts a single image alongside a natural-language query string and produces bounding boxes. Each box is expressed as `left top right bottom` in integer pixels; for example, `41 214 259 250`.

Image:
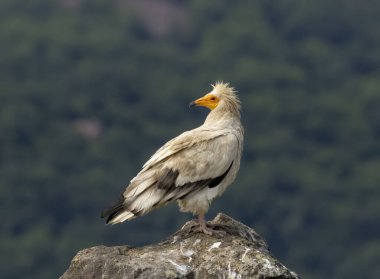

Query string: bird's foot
191 213 227 236
200 223 213 235
191 222 226 236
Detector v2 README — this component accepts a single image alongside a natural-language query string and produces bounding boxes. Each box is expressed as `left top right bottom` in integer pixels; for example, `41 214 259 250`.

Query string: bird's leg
196 213 213 235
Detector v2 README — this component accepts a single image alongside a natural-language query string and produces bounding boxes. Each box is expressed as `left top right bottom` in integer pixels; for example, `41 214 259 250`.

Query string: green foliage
0 0 379 278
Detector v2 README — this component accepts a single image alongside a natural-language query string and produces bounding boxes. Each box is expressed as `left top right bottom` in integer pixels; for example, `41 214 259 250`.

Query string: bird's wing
125 129 238 201
142 127 229 170
101 129 239 224
163 130 239 186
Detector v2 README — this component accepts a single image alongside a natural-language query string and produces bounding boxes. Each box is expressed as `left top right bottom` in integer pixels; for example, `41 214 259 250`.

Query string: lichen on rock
60 213 300 279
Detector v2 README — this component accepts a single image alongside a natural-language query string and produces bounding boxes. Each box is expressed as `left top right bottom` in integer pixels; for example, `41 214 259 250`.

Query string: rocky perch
60 213 299 279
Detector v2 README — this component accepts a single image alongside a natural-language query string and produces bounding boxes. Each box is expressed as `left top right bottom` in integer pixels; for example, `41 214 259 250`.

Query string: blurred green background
1 0 379 278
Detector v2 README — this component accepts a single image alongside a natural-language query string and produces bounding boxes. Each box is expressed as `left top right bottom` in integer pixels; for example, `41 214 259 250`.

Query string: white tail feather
108 211 135 224
129 189 163 214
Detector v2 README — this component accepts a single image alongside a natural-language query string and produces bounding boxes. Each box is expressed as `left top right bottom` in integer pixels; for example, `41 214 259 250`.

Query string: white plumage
101 82 243 234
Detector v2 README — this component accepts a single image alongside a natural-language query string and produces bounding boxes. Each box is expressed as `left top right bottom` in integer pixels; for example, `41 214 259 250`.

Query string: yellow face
189 93 220 110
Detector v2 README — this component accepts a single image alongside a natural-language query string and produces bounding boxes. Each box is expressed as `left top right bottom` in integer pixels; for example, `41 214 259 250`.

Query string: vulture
101 82 243 235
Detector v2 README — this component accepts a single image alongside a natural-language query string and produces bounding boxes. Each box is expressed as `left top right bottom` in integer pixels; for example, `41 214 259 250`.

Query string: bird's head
189 81 240 112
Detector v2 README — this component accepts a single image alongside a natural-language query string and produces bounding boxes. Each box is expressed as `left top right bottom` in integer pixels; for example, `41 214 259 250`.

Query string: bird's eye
211 97 216 101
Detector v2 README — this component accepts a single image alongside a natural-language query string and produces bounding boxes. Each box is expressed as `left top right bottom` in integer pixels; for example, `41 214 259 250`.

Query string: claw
192 214 225 236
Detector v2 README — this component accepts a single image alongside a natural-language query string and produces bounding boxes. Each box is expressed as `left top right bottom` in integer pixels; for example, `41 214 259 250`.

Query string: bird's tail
101 168 180 224
101 187 165 225
100 195 136 224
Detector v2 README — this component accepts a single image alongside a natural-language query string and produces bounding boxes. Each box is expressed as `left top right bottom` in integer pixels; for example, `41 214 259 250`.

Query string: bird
101 81 244 235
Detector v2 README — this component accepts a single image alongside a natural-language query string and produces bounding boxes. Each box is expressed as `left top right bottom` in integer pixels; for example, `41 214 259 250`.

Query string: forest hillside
0 1 379 278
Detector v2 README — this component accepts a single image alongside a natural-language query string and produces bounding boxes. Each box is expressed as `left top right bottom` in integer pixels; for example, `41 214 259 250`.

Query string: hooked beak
189 101 197 108
189 94 219 110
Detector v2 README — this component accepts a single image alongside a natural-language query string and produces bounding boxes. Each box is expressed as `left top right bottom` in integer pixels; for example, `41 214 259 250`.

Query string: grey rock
60 213 300 279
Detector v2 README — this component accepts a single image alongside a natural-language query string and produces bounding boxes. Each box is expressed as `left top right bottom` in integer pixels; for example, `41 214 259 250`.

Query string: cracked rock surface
60 213 300 279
